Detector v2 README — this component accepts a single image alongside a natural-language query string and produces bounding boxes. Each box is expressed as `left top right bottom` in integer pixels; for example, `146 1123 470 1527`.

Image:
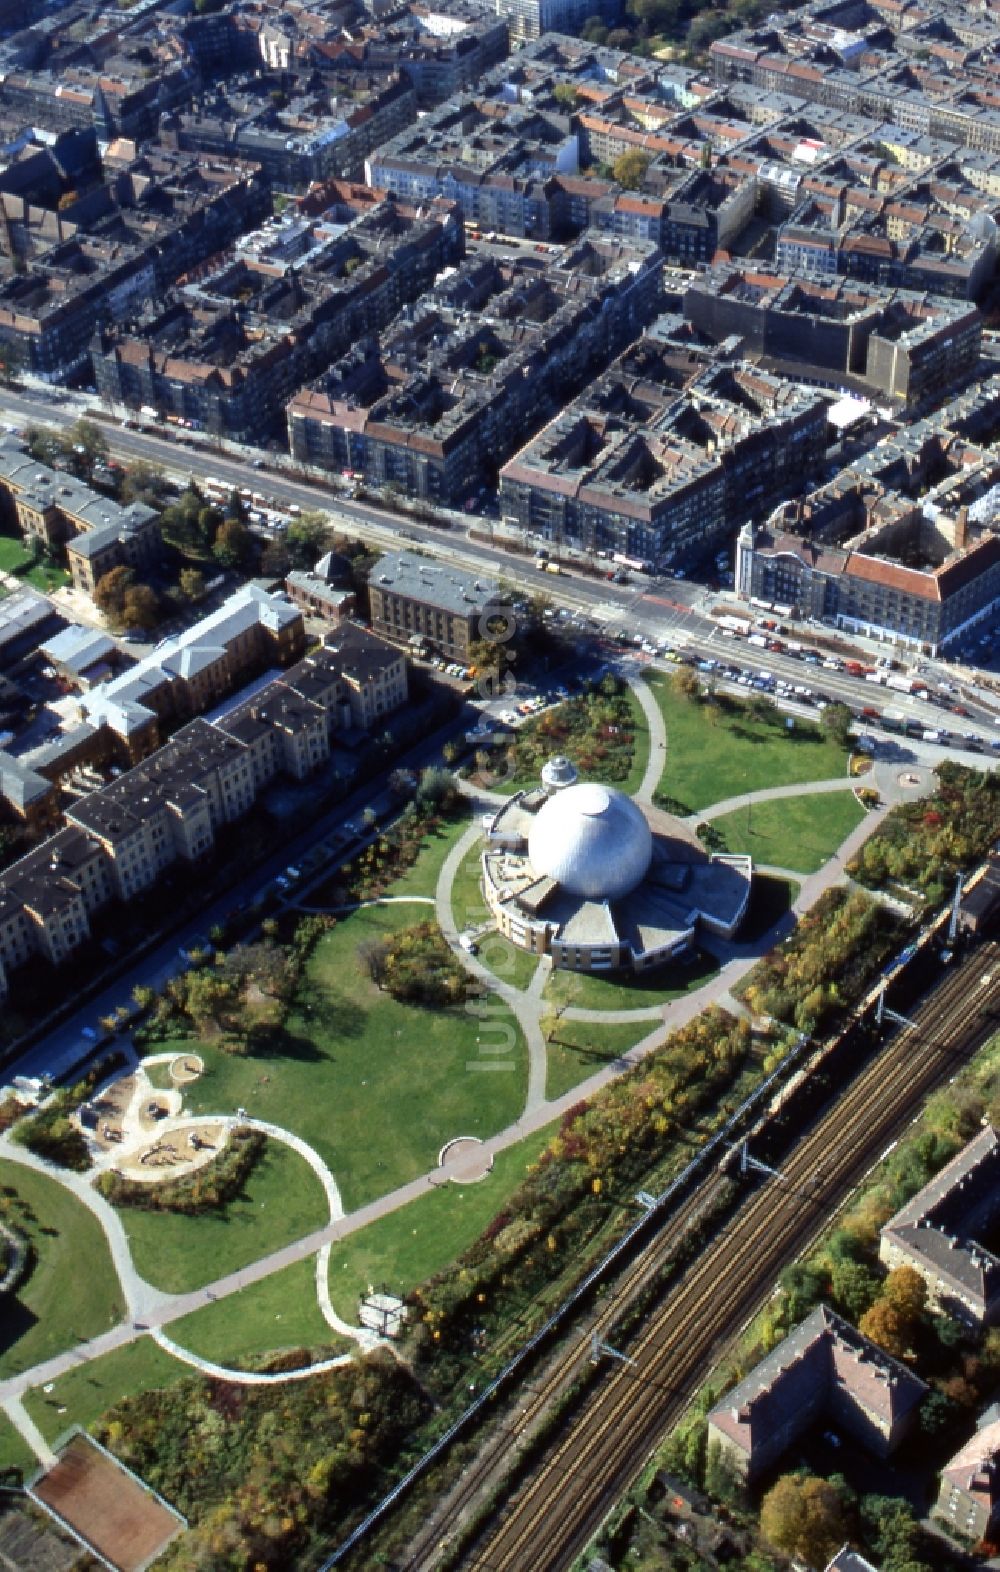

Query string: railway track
399 1170 733 1570
453 939 1000 1572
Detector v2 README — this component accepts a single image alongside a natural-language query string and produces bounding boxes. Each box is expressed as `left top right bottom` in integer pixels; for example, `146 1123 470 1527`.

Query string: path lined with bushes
0 738 942 1465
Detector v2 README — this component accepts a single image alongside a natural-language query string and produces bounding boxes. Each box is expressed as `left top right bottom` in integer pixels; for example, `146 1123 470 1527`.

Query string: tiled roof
882 1126 1000 1316
708 1305 926 1466
941 1417 1000 1512
846 552 940 600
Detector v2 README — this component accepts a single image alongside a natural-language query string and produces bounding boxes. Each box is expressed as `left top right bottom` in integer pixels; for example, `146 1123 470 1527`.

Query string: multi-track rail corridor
455 940 999 1572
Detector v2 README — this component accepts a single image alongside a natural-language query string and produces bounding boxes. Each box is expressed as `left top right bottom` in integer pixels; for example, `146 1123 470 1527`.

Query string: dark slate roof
321 621 405 684
708 1305 926 1463
0 750 53 811
824 1551 879 1572
882 1125 1000 1317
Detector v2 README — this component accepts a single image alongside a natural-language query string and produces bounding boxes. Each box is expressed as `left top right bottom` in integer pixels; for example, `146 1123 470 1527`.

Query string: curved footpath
628 671 668 807
436 813 550 1115
0 736 936 1461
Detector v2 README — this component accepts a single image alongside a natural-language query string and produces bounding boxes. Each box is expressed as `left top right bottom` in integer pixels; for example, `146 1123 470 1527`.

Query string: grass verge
119 1138 328 1294
0 1160 125 1379
0 1411 39 1474
708 791 866 874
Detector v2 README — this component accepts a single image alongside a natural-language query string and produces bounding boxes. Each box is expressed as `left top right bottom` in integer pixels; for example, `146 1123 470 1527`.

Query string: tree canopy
612 149 652 189
286 511 331 570
760 1473 851 1566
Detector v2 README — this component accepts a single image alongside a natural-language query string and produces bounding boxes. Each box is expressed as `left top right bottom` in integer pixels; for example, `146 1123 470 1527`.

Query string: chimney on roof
955 504 969 550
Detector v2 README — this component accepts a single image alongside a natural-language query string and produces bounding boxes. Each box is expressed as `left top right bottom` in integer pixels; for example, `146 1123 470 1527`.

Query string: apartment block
165 73 417 192
79 585 306 763
707 1305 927 1481
312 623 410 731
67 720 256 904
246 0 509 110
684 264 982 408
0 617 410 994
500 342 827 567
288 236 663 505
0 443 160 599
368 552 499 660
880 1126 1000 1325
735 404 1000 653
92 190 463 445
0 147 269 382
709 3 1000 159
936 1420 1000 1543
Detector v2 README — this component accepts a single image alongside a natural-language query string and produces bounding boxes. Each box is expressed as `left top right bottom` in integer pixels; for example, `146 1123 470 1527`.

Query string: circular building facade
481 771 752 975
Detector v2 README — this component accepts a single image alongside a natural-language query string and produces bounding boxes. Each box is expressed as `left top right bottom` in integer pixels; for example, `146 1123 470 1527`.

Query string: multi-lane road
5 385 999 748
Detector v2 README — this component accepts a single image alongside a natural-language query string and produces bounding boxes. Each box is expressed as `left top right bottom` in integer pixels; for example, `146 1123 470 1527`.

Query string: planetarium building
481 758 752 975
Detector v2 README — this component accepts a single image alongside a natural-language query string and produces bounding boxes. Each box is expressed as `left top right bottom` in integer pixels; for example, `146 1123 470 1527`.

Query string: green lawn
21 560 70 593
22 1338 186 1447
543 948 719 1011
474 932 543 992
388 810 471 899
650 676 849 813
168 1257 349 1368
141 1060 177 1090
709 791 867 875
0 1161 125 1379
545 1019 654 1101
0 536 32 574
179 904 528 1212
617 685 652 797
119 1139 329 1294
449 835 489 932
326 1127 554 1321
0 535 69 592
0 1411 39 1476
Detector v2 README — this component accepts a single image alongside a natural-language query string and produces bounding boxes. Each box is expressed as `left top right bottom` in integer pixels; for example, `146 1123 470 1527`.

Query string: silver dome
541 754 578 792
527 782 652 900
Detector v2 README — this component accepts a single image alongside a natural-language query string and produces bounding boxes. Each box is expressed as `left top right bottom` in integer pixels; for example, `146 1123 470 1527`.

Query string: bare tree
357 937 390 989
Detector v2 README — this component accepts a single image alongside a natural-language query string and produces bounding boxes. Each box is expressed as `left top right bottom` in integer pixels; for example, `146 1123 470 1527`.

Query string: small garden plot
472 677 648 795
